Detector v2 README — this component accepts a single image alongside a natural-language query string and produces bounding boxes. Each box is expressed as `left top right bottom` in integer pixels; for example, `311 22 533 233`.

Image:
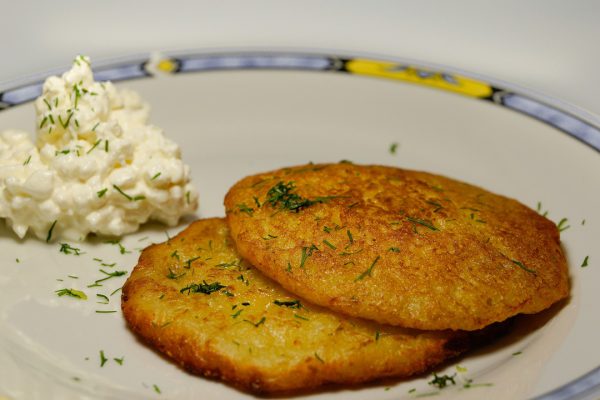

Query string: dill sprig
180 281 225 295
55 288 87 300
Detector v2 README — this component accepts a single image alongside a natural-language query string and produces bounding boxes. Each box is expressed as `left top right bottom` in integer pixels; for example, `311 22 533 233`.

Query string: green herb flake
244 316 266 327
151 172 161 180
512 259 537 275
322 239 336 250
355 256 381 282
55 288 87 300
463 378 493 389
388 247 401 253
274 299 302 309
97 188 108 198
428 373 456 389
87 139 101 154
99 350 108 367
299 244 319 268
95 310 117 314
266 181 314 212
512 351 522 356
236 203 254 216
262 234 278 240
113 357 124 365
91 122 100 132
96 294 109 304
231 309 243 318
112 184 134 201
375 331 380 341
347 229 354 244
323 226 332 233
389 142 399 155
557 218 570 232
153 384 161 394
180 280 225 295
46 220 57 242
581 256 590 268
95 269 127 284
314 352 325 363
59 243 83 255
407 216 439 231
253 196 261 208
166 268 186 280
104 139 109 152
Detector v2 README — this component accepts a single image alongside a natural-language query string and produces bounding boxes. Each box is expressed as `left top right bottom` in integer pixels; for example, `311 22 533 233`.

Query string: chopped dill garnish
186 190 191 204
375 331 380 341
347 229 354 244
110 287 122 296
43 98 52 110
48 114 55 124
113 357 124 365
23 155 32 165
253 196 261 208
58 112 73 129
87 139 101 153
274 299 302 309
512 351 522 356
355 256 381 282
267 181 312 212
262 234 278 240
151 172 161 180
46 220 57 242
91 122 100 131
244 317 266 327
388 247 400 253
67 275 78 279
322 239 336 250
581 256 589 268
55 288 87 300
59 243 83 255
407 216 439 231
95 269 127 283
39 116 48 129
339 248 363 256
97 188 108 198
16 258 20 263
153 384 161 394
231 309 243 318
216 260 240 269
425 200 443 212
389 142 399 155
104 139 109 152
170 250 180 259
428 373 456 389
180 280 225 295
347 202 359 209
463 379 493 389
314 352 324 363
557 218 570 232
512 259 537 275
96 294 109 304
183 256 201 269
95 310 117 314
104 239 130 254
99 350 108 367
323 226 332 233
299 244 319 268
582 219 586 225
112 184 133 201
236 203 254 216
166 268 186 280
286 262 292 272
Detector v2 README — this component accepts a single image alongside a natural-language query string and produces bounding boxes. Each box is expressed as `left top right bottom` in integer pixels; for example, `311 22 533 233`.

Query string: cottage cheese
0 56 198 241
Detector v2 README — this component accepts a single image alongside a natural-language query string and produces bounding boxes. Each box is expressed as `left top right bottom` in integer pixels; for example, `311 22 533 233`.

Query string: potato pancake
122 218 471 393
224 162 569 331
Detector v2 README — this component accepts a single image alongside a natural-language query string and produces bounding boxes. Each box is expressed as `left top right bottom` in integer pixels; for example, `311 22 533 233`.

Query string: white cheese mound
0 56 198 241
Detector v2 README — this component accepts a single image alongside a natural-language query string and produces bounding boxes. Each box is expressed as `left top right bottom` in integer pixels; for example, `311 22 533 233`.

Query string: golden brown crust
224 163 570 331
121 218 469 393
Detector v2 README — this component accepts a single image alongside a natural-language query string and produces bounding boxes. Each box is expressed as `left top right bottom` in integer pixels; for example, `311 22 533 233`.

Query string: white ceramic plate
1 51 599 400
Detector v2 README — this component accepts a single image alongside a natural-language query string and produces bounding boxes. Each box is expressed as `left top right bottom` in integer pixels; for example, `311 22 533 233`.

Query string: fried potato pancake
224 163 569 331
122 218 471 393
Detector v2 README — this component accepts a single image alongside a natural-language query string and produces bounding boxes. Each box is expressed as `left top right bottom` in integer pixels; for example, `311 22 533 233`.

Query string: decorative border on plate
0 50 598 399
1 52 599 154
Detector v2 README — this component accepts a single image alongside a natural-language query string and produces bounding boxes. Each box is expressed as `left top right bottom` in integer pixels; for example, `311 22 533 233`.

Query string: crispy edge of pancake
224 163 570 331
121 218 477 394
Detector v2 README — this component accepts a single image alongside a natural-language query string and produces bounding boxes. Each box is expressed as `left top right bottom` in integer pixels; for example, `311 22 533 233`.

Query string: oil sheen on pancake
224 162 569 331
121 218 470 393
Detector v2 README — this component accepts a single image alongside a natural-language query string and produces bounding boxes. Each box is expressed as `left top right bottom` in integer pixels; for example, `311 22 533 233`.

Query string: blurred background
1 0 599 118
